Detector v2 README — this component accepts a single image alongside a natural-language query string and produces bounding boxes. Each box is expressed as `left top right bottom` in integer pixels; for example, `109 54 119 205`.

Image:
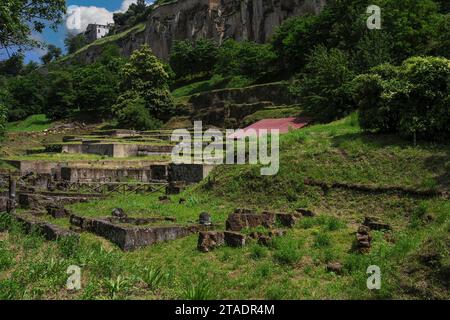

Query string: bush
353 56 450 140
291 45 355 122
113 92 162 130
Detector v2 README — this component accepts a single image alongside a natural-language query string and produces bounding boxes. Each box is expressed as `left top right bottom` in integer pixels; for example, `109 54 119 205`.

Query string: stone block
226 212 275 232
224 231 246 247
363 216 391 231
46 204 70 218
197 231 225 252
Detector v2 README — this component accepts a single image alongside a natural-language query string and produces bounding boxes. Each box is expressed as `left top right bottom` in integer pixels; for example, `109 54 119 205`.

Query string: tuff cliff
70 0 326 63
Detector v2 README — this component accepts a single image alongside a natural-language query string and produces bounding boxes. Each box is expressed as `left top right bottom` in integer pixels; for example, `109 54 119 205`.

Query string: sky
23 0 153 63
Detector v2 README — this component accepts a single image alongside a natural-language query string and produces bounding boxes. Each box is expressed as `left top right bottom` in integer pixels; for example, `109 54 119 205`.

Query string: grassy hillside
6 114 52 133
0 116 448 300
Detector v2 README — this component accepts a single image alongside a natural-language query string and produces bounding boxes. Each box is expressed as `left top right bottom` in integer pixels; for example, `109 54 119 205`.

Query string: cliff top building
84 23 113 43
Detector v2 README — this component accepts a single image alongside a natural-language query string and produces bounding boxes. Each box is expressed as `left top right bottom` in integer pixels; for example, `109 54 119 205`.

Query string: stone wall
70 214 200 251
169 164 215 183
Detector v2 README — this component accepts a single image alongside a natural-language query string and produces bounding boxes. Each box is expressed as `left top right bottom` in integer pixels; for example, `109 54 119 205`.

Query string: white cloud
120 0 139 12
65 0 150 34
66 5 114 33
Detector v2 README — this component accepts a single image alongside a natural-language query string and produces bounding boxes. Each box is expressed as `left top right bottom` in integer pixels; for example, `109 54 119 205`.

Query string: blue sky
23 0 151 63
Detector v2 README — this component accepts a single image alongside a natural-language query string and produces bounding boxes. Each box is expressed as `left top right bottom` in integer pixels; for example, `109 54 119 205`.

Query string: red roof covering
228 117 311 139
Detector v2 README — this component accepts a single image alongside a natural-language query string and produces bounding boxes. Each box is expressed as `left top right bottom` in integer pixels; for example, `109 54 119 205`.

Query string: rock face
143 0 326 59
73 0 326 63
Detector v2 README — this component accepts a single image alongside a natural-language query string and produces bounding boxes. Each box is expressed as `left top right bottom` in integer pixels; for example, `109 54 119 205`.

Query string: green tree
0 53 24 76
64 33 87 54
170 39 218 79
73 63 120 118
292 45 355 122
41 44 62 64
120 45 174 120
214 40 276 80
353 56 450 140
0 0 66 53
46 70 75 120
5 71 46 120
113 92 162 130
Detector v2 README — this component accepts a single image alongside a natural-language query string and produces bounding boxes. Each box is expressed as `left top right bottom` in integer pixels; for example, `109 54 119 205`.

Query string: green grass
0 115 448 300
6 114 52 133
242 105 303 126
59 23 146 63
202 113 450 208
172 75 254 98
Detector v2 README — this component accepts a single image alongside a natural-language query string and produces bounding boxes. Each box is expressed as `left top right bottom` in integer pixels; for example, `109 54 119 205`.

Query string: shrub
353 56 450 140
291 45 355 122
113 92 162 130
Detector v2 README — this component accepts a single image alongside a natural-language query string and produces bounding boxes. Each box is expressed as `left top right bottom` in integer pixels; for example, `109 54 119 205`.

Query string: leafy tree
0 103 7 137
113 0 150 29
214 40 277 80
429 14 450 59
120 45 174 120
113 92 162 130
271 14 320 70
353 56 450 140
46 70 75 120
5 71 46 120
64 33 87 54
0 53 23 76
353 31 394 72
72 63 120 118
292 45 355 122
0 0 66 53
170 39 218 79
272 0 442 71
41 44 62 64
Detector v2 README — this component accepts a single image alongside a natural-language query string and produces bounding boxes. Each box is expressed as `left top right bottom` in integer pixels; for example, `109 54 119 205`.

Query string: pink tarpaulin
228 117 311 139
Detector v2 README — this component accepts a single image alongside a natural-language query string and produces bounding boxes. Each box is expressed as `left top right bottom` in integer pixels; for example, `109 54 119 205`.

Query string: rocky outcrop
71 0 326 63
143 0 326 59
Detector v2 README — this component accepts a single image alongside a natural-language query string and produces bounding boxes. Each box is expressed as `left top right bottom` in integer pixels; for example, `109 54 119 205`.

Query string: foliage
64 33 87 54
3 71 46 120
291 45 355 122
120 45 174 120
40 44 62 64
73 64 120 117
170 39 218 79
112 92 162 130
45 70 75 120
271 0 443 72
0 53 24 76
0 0 65 53
0 103 7 137
214 40 277 80
113 0 151 31
353 56 450 140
